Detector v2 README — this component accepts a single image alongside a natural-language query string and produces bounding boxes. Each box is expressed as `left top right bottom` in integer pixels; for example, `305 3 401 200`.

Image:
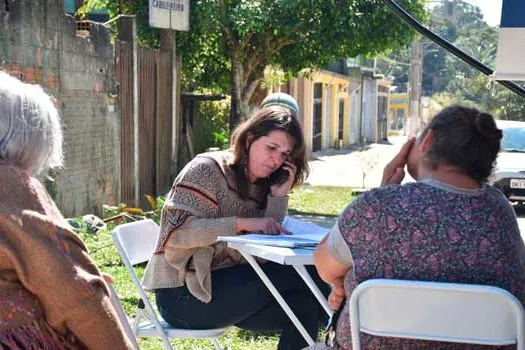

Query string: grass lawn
80 186 354 350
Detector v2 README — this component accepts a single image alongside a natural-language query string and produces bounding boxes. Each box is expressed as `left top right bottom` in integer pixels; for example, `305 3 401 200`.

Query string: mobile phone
269 166 290 185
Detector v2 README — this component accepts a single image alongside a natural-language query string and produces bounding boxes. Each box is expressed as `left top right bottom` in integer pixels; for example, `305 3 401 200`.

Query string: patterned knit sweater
142 151 288 303
0 163 134 349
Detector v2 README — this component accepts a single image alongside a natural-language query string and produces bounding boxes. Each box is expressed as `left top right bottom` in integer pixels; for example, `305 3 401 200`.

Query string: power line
381 0 525 99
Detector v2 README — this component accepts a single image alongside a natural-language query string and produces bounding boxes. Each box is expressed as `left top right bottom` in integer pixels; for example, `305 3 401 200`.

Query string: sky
460 0 502 27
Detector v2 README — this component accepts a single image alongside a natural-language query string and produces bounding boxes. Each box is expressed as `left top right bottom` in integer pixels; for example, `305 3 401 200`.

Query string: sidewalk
301 135 412 228
306 135 411 189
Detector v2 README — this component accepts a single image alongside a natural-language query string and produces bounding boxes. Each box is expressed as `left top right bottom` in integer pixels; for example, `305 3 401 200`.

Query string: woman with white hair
0 71 134 349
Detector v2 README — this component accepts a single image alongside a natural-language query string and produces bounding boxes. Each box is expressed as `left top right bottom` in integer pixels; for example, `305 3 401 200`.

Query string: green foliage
439 5 525 121
81 0 427 123
288 186 354 217
380 0 525 121
176 1 231 92
78 0 119 19
261 67 288 90
275 0 426 75
441 22 525 120
42 168 59 200
378 0 489 96
79 0 160 48
177 0 426 91
102 195 166 224
192 97 231 154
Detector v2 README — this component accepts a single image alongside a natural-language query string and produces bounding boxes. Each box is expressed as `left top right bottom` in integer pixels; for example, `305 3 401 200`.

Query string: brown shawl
0 163 134 349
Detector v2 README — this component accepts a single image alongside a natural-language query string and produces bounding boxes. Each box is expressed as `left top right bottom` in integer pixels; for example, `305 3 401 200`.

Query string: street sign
149 0 190 31
491 0 525 81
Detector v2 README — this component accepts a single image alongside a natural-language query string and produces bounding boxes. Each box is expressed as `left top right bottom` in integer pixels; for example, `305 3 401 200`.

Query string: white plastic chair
349 279 525 350
107 282 141 349
112 219 228 350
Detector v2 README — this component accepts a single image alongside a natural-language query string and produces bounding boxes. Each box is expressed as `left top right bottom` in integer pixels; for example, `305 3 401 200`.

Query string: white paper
282 216 329 242
217 216 330 248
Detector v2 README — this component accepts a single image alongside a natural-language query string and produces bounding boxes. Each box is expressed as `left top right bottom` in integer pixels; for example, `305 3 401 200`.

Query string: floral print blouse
333 179 525 350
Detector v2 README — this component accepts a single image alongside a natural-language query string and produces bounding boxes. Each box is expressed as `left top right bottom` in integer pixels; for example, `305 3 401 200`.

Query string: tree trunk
230 60 252 131
230 59 264 131
230 62 243 132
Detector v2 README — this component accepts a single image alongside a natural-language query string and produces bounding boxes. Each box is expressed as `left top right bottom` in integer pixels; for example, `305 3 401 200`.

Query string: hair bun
474 112 502 142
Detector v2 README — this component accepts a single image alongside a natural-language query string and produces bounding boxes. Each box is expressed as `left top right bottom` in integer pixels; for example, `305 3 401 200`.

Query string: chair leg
133 308 144 334
212 338 222 350
161 336 173 350
107 284 141 349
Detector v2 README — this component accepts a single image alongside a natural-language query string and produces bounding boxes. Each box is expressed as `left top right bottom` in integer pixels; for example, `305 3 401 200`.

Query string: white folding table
227 242 333 346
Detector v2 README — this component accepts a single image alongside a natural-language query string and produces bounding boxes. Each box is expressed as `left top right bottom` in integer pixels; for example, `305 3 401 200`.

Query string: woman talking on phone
143 93 329 350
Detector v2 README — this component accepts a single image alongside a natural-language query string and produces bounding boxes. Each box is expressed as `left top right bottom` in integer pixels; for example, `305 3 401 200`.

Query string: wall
0 0 120 216
347 67 363 145
362 78 378 143
59 17 120 216
0 1 61 89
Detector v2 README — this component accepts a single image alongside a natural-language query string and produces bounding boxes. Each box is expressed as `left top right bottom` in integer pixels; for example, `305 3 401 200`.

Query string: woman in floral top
313 105 525 349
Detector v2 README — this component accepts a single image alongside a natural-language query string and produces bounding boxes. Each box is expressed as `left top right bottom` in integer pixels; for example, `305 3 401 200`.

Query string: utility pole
408 36 423 137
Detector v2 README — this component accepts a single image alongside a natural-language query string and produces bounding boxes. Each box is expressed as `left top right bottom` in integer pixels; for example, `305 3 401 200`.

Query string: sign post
149 0 190 31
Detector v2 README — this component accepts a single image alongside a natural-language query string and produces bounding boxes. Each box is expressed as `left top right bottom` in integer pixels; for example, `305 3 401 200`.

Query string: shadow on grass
287 209 338 229
288 209 337 218
235 329 279 341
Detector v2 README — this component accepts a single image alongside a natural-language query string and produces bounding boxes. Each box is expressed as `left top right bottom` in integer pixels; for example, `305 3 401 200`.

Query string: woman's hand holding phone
270 160 297 197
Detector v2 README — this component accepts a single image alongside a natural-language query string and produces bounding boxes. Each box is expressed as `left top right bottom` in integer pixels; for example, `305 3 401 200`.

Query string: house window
312 83 323 152
338 99 344 140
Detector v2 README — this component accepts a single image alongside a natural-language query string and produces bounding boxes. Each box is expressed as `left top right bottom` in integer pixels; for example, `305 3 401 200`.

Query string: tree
436 3 525 121
377 0 487 96
79 0 162 48
422 0 487 96
445 25 525 121
374 0 525 121
82 0 426 128
179 0 426 129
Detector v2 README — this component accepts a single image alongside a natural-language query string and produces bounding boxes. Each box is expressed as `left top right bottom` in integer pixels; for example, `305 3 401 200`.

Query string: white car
491 120 525 205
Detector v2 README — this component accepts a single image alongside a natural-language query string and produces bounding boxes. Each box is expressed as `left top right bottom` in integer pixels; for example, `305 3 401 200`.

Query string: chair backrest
349 279 525 350
111 219 170 346
112 219 160 265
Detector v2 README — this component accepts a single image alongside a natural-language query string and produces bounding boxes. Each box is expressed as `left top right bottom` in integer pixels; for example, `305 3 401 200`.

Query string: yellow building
267 68 392 154
389 93 409 131
269 70 352 154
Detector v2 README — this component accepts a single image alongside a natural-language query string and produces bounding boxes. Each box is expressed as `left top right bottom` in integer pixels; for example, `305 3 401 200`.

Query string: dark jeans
156 262 330 350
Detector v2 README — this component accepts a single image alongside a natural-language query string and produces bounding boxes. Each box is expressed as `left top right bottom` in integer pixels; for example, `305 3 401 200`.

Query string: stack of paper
217 216 330 248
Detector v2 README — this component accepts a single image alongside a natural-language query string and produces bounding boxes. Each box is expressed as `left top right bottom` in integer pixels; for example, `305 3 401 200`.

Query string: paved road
299 136 409 229
306 136 413 189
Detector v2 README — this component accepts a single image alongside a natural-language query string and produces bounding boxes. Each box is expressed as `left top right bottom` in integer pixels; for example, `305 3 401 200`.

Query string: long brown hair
230 106 308 199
